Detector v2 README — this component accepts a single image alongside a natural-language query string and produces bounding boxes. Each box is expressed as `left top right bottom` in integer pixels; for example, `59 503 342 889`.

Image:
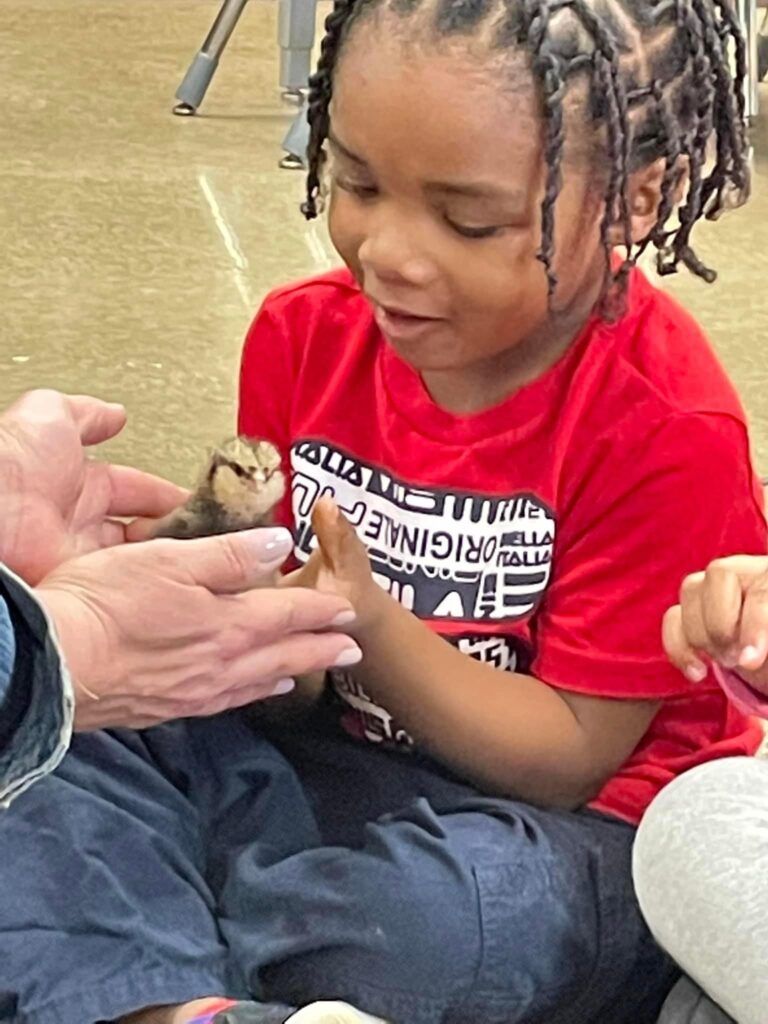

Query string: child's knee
259 853 483 1015
634 758 768 939
636 757 768 863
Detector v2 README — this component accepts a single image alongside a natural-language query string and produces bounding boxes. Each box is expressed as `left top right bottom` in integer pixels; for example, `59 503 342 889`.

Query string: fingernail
247 528 293 562
270 678 295 696
331 609 357 627
685 663 707 683
722 647 739 668
333 644 363 668
740 645 762 667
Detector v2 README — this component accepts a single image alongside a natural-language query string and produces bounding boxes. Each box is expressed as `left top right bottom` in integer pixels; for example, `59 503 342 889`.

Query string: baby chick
152 437 286 540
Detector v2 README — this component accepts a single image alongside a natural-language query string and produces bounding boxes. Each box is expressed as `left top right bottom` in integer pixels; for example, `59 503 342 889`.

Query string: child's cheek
327 189 365 281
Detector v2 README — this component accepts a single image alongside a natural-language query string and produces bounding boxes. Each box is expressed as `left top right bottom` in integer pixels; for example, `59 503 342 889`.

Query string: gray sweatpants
634 758 768 1024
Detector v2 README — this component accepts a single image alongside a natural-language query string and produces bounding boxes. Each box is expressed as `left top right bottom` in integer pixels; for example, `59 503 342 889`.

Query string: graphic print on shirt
291 438 556 745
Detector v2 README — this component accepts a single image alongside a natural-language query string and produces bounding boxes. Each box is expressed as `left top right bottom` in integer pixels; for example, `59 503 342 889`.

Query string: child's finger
737 576 768 670
678 573 716 655
311 496 366 572
311 496 343 567
700 561 744 659
662 605 707 682
279 550 322 590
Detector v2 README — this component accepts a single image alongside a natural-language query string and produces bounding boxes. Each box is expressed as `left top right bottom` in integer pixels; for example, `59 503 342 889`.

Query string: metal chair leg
736 0 759 119
278 0 317 99
278 0 315 167
173 0 250 116
280 94 310 169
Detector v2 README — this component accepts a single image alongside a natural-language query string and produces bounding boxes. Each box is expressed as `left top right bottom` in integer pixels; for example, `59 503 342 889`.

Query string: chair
172 0 317 116
738 0 761 118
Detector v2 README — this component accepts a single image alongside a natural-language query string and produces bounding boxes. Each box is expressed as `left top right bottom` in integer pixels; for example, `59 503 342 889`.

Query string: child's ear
608 157 688 245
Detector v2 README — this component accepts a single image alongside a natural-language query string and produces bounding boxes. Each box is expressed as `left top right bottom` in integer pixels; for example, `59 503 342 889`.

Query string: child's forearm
351 592 656 808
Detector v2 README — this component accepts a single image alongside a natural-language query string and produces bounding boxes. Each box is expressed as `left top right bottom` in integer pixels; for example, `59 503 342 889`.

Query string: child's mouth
373 302 444 341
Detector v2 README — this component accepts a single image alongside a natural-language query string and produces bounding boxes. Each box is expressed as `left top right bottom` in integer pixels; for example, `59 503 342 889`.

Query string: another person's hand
35 527 361 730
663 555 768 694
284 497 388 635
0 389 186 584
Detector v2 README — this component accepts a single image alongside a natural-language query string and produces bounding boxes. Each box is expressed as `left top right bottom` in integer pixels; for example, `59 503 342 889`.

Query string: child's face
328 26 609 385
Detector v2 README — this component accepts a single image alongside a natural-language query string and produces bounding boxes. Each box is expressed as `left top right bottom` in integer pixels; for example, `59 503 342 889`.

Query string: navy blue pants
0 707 676 1024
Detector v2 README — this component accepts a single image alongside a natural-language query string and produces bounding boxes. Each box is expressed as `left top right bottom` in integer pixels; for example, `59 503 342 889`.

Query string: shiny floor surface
2 0 767 483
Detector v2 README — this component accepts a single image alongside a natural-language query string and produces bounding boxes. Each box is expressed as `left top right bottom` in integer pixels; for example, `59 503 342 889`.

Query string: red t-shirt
239 267 766 824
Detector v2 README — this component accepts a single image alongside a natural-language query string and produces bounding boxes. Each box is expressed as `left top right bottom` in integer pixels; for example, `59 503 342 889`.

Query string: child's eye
445 218 501 240
334 176 379 200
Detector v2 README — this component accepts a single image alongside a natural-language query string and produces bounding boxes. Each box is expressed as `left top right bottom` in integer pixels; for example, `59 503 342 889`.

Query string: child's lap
0 710 671 1024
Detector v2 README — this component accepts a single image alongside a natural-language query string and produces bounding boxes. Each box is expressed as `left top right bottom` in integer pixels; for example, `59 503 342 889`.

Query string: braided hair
301 0 750 307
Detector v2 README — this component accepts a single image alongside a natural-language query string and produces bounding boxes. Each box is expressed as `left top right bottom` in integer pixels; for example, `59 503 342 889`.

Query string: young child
635 556 768 1024
0 1 764 1024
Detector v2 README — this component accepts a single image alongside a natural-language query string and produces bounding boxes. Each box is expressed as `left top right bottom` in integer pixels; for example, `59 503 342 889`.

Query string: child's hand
284 496 388 634
663 556 768 692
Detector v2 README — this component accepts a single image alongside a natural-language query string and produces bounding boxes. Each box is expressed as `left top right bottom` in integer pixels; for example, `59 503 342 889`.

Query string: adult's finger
124 516 163 542
157 528 299 593
186 679 297 719
65 394 127 446
116 678 298 727
221 630 362 693
662 605 707 682
105 464 188 518
233 585 356 639
279 551 322 590
3 389 123 446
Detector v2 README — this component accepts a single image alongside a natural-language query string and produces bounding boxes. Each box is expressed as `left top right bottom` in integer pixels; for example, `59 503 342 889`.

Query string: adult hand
35 527 361 730
0 389 186 584
663 555 768 694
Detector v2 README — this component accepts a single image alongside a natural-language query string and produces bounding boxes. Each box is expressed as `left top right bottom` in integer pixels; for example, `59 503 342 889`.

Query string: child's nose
358 228 437 289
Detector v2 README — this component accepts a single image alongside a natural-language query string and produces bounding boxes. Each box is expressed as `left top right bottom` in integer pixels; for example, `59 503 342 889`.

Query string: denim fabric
0 597 14 702
0 566 73 808
0 706 675 1024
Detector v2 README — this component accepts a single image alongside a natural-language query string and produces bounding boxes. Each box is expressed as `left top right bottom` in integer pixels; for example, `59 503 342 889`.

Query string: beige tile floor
1 0 767 485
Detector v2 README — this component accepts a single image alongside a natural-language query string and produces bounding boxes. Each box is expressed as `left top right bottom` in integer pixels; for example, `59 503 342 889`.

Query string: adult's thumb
65 393 127 446
171 527 295 594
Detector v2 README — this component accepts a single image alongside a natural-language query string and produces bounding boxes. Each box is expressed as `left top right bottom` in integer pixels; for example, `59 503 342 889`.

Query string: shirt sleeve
533 412 767 699
0 566 74 807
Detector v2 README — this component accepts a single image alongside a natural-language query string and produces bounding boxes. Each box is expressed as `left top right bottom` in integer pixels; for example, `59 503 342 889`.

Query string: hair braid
567 0 634 296
302 0 365 220
301 0 751 308
521 0 568 295
688 0 744 216
645 79 683 274
660 0 715 278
